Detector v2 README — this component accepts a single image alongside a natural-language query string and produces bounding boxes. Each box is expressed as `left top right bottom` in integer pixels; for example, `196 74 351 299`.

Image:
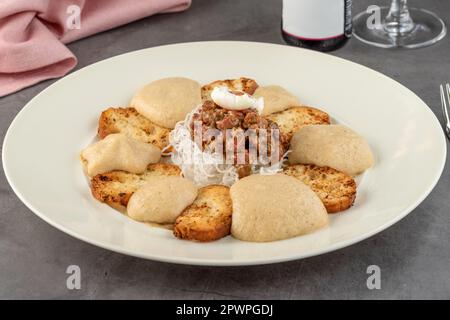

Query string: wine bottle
282 0 352 52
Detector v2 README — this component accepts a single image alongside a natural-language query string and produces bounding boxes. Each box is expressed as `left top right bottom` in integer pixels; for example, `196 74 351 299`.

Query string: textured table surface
0 0 449 299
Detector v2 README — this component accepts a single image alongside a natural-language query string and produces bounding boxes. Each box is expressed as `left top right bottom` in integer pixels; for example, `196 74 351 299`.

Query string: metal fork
440 83 450 140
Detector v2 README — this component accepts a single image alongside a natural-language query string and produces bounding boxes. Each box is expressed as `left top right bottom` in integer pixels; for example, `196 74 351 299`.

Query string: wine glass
353 0 446 48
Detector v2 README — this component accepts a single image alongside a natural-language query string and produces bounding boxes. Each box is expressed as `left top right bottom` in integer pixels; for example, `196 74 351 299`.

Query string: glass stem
384 0 415 35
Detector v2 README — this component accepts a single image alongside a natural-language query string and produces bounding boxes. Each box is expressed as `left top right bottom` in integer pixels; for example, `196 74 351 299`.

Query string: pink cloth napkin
0 0 191 97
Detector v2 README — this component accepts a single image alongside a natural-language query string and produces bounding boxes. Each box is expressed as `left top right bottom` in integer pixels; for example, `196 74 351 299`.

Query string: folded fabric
0 0 191 97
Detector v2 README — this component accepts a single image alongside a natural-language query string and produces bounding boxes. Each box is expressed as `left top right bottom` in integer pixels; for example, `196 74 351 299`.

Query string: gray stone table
0 0 449 299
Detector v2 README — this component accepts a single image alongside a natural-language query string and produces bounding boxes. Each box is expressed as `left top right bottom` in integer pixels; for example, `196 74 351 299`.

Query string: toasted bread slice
201 77 259 101
98 107 170 150
283 164 356 213
265 106 330 141
173 185 232 242
91 163 181 211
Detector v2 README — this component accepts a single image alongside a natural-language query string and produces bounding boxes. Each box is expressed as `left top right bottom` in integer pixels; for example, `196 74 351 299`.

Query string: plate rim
2 41 447 266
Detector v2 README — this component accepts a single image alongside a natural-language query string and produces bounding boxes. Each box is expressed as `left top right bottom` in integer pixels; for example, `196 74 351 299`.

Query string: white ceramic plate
2 42 446 266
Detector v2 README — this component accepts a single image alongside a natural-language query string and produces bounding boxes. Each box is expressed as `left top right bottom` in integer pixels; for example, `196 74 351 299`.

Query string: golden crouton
265 106 330 141
201 77 259 101
91 163 181 211
283 164 356 213
98 107 170 150
174 185 232 242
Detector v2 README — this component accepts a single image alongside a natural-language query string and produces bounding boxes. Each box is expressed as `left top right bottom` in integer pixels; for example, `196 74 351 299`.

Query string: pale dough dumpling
288 125 374 176
127 176 198 224
81 133 161 177
253 85 301 115
230 174 328 242
131 77 202 128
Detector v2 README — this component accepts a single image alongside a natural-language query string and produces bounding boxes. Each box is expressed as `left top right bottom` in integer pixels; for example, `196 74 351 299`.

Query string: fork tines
440 83 450 139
